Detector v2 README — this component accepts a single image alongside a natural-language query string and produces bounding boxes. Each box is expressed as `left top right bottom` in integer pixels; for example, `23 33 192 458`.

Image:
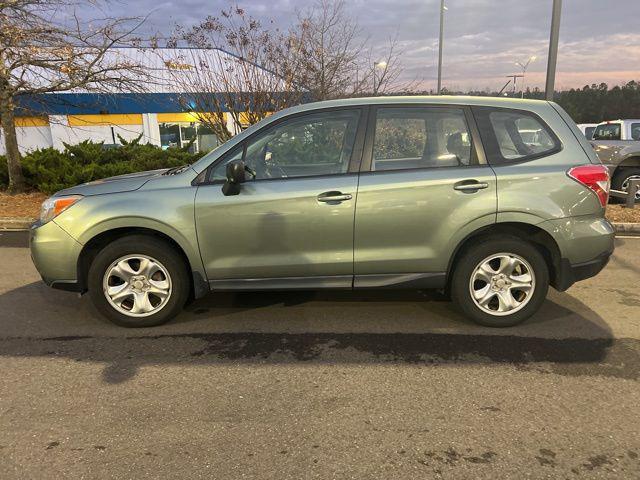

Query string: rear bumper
539 216 615 291
555 250 612 292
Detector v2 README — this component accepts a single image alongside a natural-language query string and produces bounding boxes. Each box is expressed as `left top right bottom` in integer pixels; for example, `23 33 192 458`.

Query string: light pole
437 0 447 94
515 55 537 98
373 61 387 94
545 0 562 100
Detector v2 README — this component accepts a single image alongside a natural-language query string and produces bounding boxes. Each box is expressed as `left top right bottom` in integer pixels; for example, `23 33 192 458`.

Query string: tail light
567 165 610 207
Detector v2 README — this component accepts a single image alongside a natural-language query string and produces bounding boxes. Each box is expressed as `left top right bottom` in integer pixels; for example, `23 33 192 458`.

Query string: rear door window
631 123 640 140
370 107 476 171
474 107 561 164
592 123 621 140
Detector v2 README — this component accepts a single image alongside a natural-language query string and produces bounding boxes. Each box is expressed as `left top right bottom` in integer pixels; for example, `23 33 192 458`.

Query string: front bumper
30 220 83 289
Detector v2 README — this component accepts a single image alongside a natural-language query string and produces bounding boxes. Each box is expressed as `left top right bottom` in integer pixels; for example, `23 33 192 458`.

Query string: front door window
210 109 361 181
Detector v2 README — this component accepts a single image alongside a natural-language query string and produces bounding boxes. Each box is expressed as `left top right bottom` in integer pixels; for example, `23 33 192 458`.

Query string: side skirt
354 273 446 289
210 275 353 291
209 273 447 291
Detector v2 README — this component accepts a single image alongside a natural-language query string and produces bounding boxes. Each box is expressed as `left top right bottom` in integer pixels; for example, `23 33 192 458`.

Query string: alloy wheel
469 253 536 316
102 255 172 317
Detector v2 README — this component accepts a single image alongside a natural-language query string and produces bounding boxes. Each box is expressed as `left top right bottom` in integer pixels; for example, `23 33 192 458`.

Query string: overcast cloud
82 0 640 91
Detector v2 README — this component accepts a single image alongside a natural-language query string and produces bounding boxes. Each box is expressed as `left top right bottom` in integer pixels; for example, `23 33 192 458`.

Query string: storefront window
159 123 180 150
197 124 220 152
159 122 221 153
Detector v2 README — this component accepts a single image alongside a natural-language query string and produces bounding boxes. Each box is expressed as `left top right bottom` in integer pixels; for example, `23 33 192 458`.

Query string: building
1 48 279 155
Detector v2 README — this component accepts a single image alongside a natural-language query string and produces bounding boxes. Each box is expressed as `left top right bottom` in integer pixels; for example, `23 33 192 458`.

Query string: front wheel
88 235 190 327
451 238 549 327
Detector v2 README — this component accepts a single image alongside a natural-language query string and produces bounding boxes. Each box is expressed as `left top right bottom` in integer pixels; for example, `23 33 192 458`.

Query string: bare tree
166 2 409 137
165 7 308 142
296 0 407 100
0 0 150 193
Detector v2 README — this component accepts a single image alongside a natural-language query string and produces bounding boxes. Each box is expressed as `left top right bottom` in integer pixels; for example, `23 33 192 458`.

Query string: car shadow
0 279 636 385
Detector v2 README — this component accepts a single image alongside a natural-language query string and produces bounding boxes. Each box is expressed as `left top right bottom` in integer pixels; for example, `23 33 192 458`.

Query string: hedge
0 136 205 194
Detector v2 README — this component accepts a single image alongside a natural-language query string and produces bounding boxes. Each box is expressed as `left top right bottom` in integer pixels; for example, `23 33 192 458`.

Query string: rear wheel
451 237 549 327
88 235 190 327
612 167 640 203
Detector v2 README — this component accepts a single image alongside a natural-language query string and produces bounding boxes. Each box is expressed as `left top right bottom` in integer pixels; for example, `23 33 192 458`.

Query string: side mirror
222 161 246 196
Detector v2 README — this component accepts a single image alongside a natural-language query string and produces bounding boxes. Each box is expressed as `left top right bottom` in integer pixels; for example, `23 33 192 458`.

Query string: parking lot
0 231 639 479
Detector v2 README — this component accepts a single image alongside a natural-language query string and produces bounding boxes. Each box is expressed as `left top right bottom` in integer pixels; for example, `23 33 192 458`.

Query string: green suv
30 96 615 328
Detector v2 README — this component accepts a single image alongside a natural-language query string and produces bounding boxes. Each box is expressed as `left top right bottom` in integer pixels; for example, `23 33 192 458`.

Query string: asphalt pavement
0 231 638 479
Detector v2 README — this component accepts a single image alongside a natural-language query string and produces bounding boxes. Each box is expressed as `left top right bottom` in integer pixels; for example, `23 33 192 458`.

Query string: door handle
453 181 489 192
317 191 353 203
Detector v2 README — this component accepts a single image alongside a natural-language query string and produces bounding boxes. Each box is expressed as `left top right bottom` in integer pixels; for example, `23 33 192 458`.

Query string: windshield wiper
163 164 191 175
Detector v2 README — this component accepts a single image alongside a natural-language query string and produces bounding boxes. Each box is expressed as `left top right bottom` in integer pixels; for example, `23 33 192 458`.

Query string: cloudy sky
85 0 640 91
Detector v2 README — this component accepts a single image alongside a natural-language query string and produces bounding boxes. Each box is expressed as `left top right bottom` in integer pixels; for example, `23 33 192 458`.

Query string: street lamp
545 0 562 100
437 1 447 94
515 55 537 98
373 61 387 94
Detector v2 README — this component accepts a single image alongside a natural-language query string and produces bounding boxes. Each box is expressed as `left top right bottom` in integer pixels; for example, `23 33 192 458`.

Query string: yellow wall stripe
68 114 143 126
157 112 227 123
238 111 273 124
15 116 49 127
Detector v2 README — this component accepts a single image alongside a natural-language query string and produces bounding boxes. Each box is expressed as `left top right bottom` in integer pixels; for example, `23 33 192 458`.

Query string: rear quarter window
473 107 561 165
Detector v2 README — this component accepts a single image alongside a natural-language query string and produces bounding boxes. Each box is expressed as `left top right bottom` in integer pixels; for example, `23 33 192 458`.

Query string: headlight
39 195 83 224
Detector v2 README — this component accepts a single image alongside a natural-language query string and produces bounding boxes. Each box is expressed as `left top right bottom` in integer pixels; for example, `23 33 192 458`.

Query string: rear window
592 123 621 140
474 107 561 164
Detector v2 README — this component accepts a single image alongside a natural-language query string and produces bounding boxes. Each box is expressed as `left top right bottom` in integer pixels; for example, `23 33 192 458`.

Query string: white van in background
577 123 598 140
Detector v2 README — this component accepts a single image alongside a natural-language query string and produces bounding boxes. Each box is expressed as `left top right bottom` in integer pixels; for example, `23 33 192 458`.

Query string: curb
0 217 34 231
612 222 640 235
1 217 640 236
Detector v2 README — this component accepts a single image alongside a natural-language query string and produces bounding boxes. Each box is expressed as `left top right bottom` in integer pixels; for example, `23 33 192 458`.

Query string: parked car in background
591 119 640 202
30 97 614 328
577 123 598 140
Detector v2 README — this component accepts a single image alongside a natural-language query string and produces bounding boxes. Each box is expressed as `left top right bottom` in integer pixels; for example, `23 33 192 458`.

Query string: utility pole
545 0 562 100
506 74 524 96
437 0 446 94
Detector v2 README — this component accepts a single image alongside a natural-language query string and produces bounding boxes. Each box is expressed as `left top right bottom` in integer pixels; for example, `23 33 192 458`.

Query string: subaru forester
30 96 615 327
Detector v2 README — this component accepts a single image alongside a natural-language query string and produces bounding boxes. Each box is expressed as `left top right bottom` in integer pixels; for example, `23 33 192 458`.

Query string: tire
451 237 549 327
88 235 190 327
611 167 640 204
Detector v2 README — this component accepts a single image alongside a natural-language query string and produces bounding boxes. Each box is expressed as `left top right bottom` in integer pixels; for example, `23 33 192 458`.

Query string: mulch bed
0 192 48 218
606 205 640 223
1 192 640 224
